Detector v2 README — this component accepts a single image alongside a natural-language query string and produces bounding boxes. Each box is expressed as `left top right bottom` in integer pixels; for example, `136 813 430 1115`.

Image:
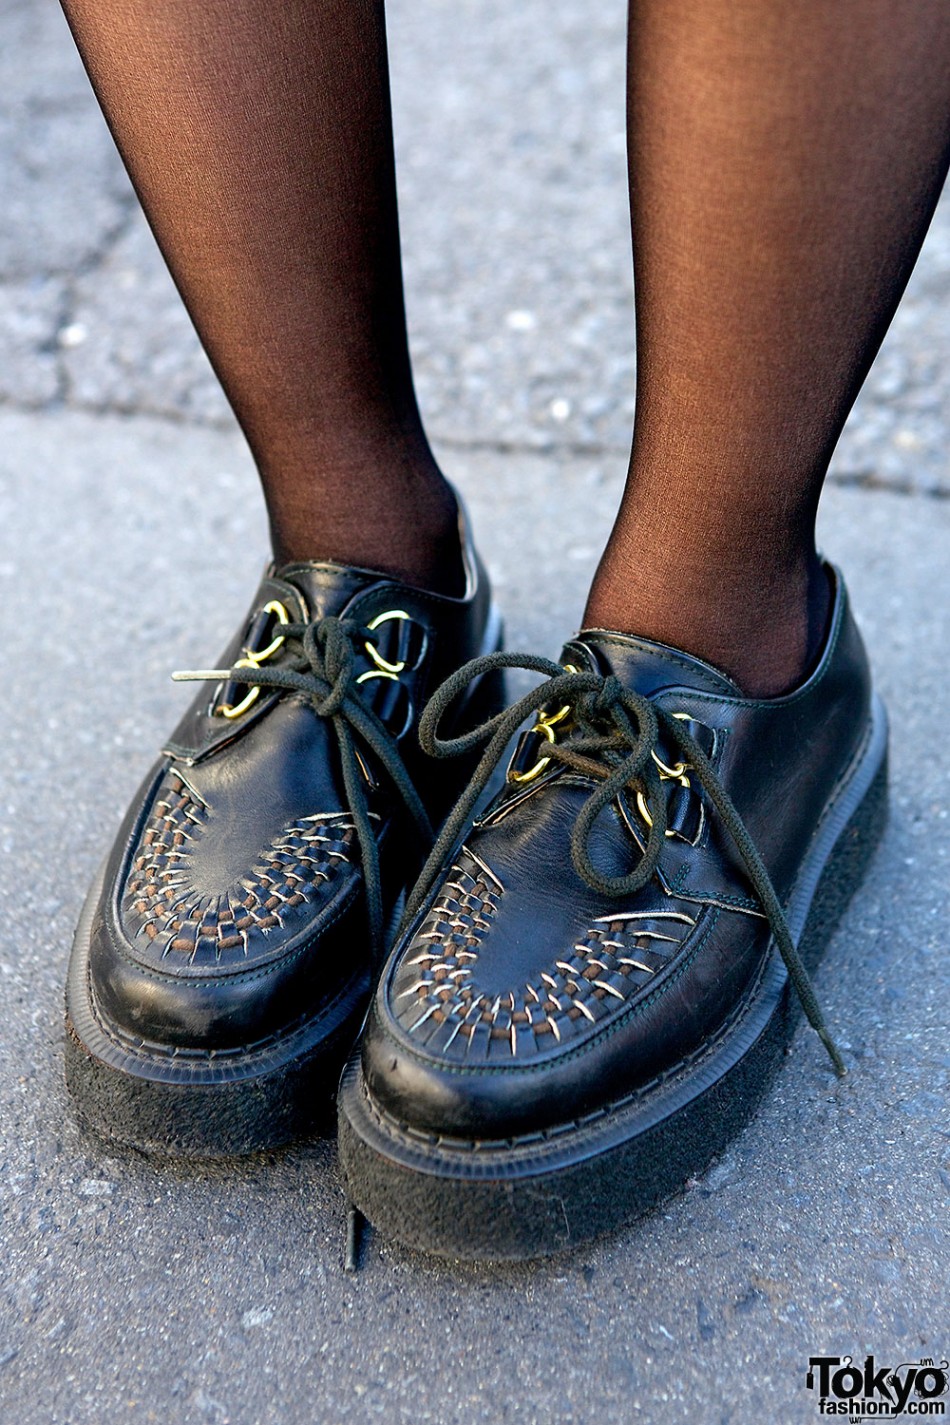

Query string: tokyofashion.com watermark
805 1356 948 1420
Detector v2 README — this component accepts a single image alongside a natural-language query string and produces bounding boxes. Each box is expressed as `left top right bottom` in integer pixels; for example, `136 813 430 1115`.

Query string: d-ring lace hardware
357 609 412 683
637 713 694 834
354 610 429 742
507 666 579 785
171 609 435 963
404 650 846 1077
172 599 291 720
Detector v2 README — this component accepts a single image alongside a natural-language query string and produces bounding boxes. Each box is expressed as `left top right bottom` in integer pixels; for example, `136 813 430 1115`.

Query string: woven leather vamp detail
121 769 357 967
392 847 695 1061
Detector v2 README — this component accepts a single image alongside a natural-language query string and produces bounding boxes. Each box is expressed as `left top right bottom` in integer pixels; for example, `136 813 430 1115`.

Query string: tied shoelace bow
173 614 433 963
405 650 846 1077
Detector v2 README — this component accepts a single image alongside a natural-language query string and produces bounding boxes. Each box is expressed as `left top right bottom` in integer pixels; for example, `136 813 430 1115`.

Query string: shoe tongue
274 560 395 621
563 629 742 700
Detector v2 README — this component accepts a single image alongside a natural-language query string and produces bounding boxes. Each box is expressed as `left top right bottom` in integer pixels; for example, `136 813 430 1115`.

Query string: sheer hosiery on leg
586 1 950 694
59 0 461 594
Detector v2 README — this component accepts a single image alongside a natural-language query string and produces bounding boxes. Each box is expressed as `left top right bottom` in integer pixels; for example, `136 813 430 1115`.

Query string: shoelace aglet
344 1200 363 1274
171 668 232 682
817 1026 847 1078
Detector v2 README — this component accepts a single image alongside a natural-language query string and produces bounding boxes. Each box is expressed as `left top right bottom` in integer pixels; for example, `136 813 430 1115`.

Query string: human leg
60 0 459 591
586 0 950 694
341 0 949 1254
61 0 501 1151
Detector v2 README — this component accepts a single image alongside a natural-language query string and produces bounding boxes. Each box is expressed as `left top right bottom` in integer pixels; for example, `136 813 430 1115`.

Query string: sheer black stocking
60 1 950 678
59 0 461 593
586 0 950 693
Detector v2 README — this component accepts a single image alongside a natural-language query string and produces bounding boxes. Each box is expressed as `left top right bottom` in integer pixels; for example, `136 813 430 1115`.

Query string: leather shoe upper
86 509 496 1051
361 566 873 1138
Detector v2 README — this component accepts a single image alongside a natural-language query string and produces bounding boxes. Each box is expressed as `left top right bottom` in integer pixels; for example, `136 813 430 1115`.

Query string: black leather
361 566 874 1138
80 509 498 1055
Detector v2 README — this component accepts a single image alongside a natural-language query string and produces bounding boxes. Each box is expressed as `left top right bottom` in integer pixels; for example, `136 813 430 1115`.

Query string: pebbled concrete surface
1 1 948 1423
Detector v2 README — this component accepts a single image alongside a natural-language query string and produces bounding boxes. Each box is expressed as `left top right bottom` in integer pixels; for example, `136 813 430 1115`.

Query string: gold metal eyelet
648 710 695 786
636 789 678 837
363 609 412 675
650 751 692 787
506 726 555 786
248 600 290 664
217 673 263 721
355 668 399 686
507 665 579 785
637 712 697 833
216 599 290 719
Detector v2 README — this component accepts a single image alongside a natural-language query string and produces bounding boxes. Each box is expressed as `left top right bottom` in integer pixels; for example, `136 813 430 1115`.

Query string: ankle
584 549 831 698
266 456 465 598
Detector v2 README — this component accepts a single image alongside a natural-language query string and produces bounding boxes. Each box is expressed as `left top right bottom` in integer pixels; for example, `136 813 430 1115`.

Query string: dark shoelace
405 649 846 1077
173 614 433 963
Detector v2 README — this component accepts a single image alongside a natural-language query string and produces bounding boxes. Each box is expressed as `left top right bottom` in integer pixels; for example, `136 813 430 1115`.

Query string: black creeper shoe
338 565 887 1258
65 500 503 1155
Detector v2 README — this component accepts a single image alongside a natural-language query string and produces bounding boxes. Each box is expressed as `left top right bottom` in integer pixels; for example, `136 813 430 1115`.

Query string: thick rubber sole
338 697 888 1260
64 609 506 1159
64 851 375 1157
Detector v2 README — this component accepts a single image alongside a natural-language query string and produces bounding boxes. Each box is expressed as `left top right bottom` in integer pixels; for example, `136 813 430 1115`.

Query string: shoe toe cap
363 833 767 1140
86 761 368 1050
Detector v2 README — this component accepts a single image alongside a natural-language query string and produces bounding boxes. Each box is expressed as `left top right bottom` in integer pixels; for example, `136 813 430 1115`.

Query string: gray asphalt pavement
1 1 948 1422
